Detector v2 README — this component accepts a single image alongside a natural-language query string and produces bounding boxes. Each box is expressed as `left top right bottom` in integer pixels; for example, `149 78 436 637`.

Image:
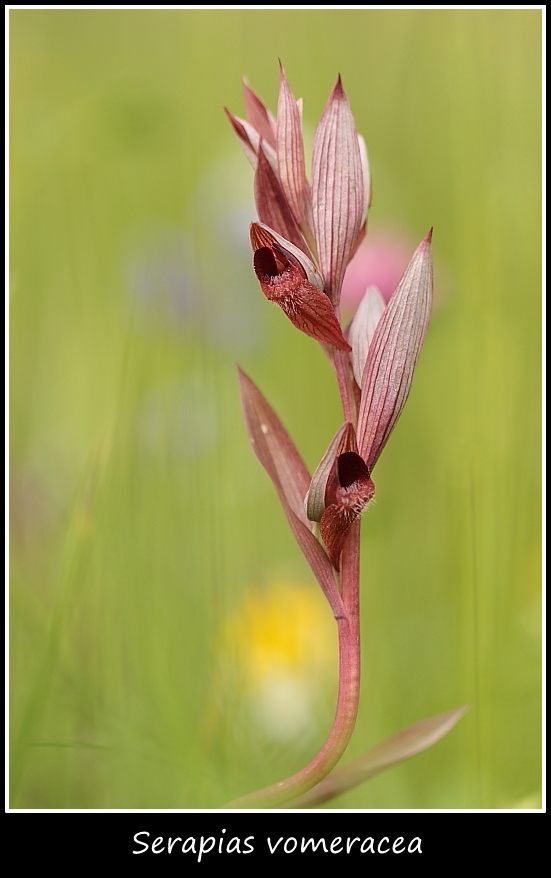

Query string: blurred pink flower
341 230 413 309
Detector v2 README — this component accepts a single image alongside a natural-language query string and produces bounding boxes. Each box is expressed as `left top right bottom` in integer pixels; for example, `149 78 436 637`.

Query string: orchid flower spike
229 67 432 570
224 67 460 813
226 64 370 344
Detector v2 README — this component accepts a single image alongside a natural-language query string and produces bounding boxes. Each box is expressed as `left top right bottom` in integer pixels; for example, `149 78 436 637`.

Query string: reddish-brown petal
254 146 307 253
306 422 356 522
320 453 375 569
321 451 375 569
252 241 351 351
238 368 345 618
311 77 366 304
279 284 352 350
243 80 277 149
277 63 307 225
320 504 358 572
357 230 433 470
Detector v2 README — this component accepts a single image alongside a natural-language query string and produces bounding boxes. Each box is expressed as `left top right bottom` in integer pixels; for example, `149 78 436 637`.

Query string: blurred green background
10 9 541 809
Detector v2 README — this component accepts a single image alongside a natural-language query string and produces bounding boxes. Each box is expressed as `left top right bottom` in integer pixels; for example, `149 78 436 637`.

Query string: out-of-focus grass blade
286 705 469 807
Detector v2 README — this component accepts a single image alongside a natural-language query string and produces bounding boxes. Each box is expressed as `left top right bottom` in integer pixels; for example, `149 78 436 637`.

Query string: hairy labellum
252 241 351 351
321 451 375 570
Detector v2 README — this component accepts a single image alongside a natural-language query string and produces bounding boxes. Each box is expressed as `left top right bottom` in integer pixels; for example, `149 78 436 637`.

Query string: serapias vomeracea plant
224 63 467 809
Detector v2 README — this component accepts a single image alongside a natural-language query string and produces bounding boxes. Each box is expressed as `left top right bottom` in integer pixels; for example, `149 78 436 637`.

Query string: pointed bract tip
332 74 346 98
278 61 290 89
424 227 433 244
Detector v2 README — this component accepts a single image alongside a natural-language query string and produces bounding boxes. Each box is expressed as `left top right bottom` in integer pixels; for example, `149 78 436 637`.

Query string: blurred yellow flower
222 577 337 741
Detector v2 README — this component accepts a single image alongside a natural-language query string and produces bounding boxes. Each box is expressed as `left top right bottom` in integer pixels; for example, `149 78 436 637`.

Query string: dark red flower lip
249 227 351 352
305 422 375 570
253 245 302 288
321 451 375 569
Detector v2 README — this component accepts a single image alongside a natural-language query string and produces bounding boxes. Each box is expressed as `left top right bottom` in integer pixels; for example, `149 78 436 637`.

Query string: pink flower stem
224 526 361 808
224 343 362 809
333 347 357 424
